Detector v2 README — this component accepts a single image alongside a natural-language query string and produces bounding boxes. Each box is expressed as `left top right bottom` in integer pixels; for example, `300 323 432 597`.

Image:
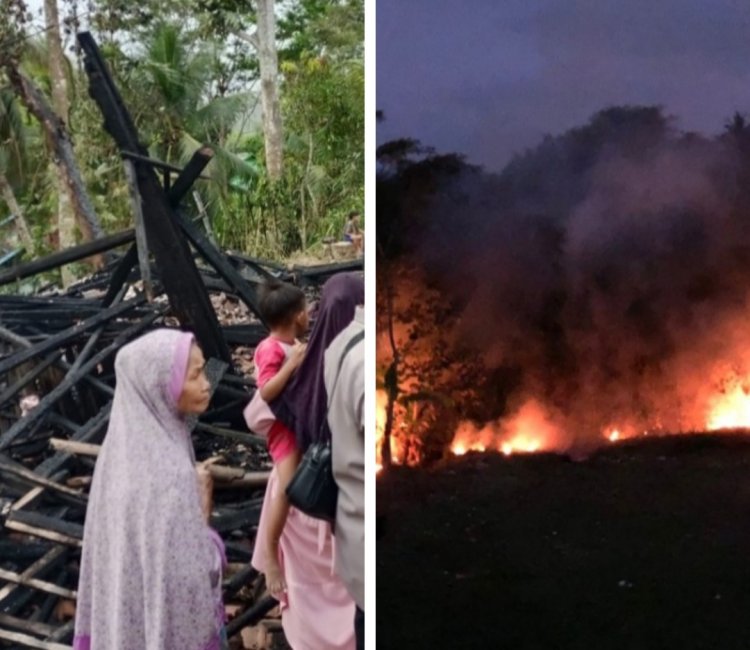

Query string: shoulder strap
318 328 365 440
330 329 365 401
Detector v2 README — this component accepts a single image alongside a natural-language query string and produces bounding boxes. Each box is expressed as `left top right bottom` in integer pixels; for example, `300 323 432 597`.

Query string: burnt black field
376 434 750 649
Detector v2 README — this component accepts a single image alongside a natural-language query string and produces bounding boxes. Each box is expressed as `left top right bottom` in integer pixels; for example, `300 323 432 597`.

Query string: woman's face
176 345 211 415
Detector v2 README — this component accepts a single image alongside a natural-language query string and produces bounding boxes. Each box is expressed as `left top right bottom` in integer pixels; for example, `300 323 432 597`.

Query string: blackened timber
0 456 87 503
102 146 214 306
0 546 67 612
34 405 110 479
5 510 83 545
0 327 114 402
0 294 147 377
0 540 53 563
0 351 63 408
0 569 76 600
0 628 70 650
222 564 257 599
78 31 231 363
101 246 139 307
175 211 265 324
121 150 210 179
225 596 278 637
0 309 162 451
167 146 214 201
0 229 134 286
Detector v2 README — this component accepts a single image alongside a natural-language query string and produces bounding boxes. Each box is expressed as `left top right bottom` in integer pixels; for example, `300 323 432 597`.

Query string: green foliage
0 0 363 264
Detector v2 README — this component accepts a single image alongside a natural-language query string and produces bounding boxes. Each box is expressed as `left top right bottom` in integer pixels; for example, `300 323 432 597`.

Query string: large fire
705 379 750 431
376 373 750 469
445 374 750 459
450 400 561 456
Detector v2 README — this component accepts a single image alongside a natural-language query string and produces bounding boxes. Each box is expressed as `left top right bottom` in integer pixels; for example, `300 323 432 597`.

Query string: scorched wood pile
0 30 362 650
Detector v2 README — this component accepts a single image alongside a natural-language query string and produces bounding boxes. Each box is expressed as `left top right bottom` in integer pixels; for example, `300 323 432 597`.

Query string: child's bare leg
264 450 300 598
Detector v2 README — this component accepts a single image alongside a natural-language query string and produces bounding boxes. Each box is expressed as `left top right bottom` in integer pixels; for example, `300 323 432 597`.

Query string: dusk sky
377 0 750 171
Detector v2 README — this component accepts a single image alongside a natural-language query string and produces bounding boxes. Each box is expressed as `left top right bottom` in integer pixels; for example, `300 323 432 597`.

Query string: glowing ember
706 381 750 430
607 429 620 442
451 399 560 457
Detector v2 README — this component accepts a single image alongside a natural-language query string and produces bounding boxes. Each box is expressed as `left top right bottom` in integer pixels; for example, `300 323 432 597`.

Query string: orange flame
705 380 750 430
451 399 561 457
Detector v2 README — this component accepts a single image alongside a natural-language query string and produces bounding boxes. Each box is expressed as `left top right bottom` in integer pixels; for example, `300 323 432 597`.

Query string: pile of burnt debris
0 31 361 650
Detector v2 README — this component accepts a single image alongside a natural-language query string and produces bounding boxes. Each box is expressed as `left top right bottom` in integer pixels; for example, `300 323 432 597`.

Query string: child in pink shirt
254 280 309 599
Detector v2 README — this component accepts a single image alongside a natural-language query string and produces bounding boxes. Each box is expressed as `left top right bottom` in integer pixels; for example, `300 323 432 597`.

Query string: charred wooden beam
0 626 70 649
0 457 86 504
0 294 147 377
222 564 257 600
121 150 210 180
0 309 162 451
102 147 215 307
78 31 231 364
5 511 83 546
0 569 76 600
0 540 53 563
0 351 63 409
194 422 266 448
225 595 278 638
0 546 67 612
175 212 265 324
210 499 263 534
0 229 134 287
35 405 110 479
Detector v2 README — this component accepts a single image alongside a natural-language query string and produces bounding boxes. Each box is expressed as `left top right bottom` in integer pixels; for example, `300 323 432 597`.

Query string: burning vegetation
377 106 750 466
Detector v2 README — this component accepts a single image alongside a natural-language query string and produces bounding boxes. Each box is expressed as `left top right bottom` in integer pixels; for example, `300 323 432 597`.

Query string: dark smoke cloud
415 108 750 447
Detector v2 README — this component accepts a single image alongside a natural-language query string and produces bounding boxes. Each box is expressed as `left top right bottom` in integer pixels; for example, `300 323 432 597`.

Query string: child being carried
253 279 309 599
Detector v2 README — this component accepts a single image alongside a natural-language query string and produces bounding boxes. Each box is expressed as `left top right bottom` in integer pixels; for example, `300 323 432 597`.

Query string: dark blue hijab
271 272 364 450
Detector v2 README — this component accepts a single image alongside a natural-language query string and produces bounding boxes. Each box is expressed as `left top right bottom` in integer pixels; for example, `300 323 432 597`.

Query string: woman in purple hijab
252 272 363 650
271 272 365 450
74 329 227 650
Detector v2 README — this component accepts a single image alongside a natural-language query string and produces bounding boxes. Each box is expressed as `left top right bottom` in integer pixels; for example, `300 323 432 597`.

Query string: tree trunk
44 0 77 285
5 69 105 255
0 173 33 251
255 0 283 181
382 287 399 468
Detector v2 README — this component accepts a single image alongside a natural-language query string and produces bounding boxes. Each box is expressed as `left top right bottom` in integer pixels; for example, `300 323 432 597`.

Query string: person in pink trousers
252 273 364 650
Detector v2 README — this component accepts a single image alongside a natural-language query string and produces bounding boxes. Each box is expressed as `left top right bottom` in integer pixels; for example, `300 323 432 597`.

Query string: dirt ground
376 434 750 649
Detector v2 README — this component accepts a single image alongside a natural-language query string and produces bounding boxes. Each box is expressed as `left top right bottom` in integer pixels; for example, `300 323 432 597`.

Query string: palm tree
131 22 259 236
0 87 34 251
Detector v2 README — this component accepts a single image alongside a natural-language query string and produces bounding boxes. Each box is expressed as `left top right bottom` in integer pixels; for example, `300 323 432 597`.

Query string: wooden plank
49 439 99 457
175 211 265 324
0 547 66 603
226 595 278 637
123 160 153 301
0 351 64 408
46 620 74 642
0 627 71 650
0 540 53 562
0 568 76 599
5 511 83 546
194 423 266 447
0 310 161 451
0 229 134 286
121 150 209 179
78 31 232 364
0 612 58 636
0 294 146 377
101 147 214 307
11 485 46 511
35 405 111 478
0 457 86 501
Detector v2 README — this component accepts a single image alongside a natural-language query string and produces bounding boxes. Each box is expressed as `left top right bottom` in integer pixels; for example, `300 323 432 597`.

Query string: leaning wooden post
123 160 153 301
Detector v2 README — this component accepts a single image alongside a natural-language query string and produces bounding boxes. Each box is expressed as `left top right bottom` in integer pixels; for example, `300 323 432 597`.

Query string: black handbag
286 329 364 522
